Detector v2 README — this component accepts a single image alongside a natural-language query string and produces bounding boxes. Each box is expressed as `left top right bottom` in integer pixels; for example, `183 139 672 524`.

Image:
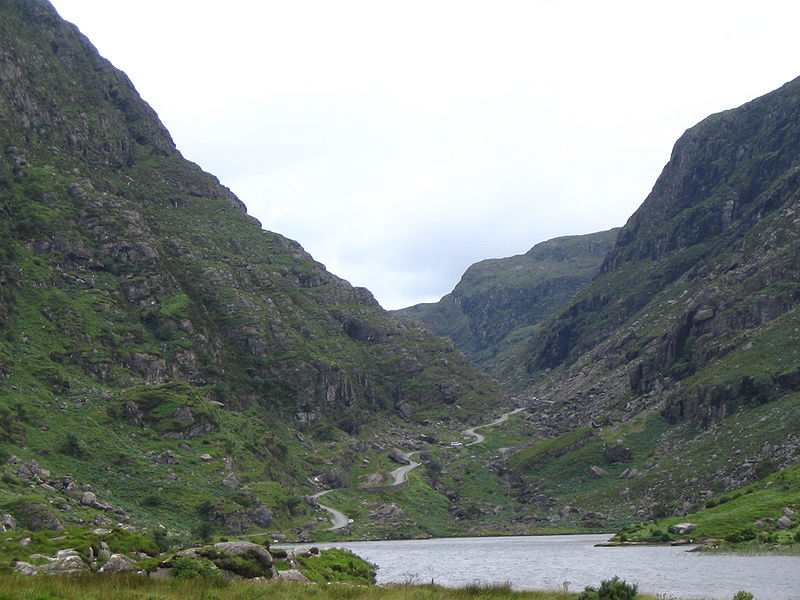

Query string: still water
302 534 799 600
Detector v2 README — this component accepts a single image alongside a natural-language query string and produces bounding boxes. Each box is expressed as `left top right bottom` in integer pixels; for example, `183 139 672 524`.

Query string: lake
295 534 800 599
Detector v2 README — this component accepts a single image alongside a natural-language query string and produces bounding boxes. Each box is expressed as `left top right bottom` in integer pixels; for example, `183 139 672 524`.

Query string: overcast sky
50 1 800 309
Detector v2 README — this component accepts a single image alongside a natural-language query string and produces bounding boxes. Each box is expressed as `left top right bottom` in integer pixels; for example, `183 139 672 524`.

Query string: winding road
312 407 527 531
463 406 527 445
387 450 421 485
311 489 350 531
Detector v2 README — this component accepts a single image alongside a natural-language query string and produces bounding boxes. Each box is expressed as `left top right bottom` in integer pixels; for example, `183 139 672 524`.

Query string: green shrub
152 529 170 553
194 522 214 543
645 528 671 542
578 576 639 600
170 556 218 579
732 592 753 600
725 526 757 543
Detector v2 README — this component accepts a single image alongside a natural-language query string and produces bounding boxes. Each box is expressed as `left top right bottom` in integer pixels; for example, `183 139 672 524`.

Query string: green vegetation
1 0 799 552
577 577 638 600
294 549 376 584
508 428 594 473
616 462 800 549
0 575 682 600
0 527 158 573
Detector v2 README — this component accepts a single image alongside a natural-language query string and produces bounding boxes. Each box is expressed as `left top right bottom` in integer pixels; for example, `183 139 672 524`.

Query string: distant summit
394 229 618 367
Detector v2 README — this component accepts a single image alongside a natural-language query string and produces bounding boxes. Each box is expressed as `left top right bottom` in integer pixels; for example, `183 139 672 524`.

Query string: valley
0 5 798 595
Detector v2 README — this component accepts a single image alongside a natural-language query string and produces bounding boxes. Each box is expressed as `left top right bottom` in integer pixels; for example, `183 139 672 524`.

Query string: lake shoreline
282 533 799 599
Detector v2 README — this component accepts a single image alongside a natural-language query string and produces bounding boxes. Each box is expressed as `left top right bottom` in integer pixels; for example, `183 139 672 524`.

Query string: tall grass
0 575 590 600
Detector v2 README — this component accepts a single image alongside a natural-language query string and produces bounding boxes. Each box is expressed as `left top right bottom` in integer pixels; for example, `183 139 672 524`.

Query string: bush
725 526 757 543
578 576 639 600
170 556 218 579
152 529 170 553
732 592 753 600
645 528 671 542
194 521 214 543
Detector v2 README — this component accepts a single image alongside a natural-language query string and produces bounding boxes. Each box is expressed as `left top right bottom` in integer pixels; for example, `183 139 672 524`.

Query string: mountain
394 229 618 367
0 0 504 536
495 76 800 527
2 0 798 546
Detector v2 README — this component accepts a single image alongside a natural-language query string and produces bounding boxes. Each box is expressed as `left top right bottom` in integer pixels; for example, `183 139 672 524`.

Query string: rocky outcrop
166 541 276 579
395 229 618 366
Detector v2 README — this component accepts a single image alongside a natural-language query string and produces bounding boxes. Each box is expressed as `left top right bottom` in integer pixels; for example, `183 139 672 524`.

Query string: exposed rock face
17 503 62 531
0 0 505 531
0 0 501 425
525 77 800 413
395 229 618 366
499 75 800 516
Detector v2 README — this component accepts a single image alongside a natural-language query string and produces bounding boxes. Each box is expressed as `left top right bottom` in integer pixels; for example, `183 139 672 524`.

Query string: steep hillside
0 0 504 537
497 76 800 525
394 230 618 367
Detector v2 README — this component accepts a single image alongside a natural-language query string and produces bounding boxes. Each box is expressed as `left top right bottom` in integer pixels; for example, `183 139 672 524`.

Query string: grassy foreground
0 576 679 600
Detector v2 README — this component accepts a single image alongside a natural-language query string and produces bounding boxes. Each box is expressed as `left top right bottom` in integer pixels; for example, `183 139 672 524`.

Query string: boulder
200 453 213 462
13 561 38 576
370 503 405 523
80 491 97 506
157 450 180 465
388 448 411 465
17 459 50 480
618 468 642 479
248 506 274 528
776 516 793 530
360 473 385 487
210 541 275 578
221 473 240 490
98 553 138 574
604 443 632 464
276 569 310 582
671 522 697 535
18 503 62 531
590 465 608 479
97 541 112 561
39 549 89 573
1 514 17 531
213 541 273 566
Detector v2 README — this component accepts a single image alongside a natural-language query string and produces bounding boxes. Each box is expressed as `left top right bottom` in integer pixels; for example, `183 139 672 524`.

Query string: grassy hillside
0 0 507 538
615 462 800 549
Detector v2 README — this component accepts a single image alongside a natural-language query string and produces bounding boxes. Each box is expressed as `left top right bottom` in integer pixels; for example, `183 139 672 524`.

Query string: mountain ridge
0 0 505 538
393 229 618 367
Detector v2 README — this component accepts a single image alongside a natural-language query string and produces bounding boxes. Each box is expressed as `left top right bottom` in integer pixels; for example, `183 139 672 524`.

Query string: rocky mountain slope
0 0 504 536
495 76 800 526
394 230 618 367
